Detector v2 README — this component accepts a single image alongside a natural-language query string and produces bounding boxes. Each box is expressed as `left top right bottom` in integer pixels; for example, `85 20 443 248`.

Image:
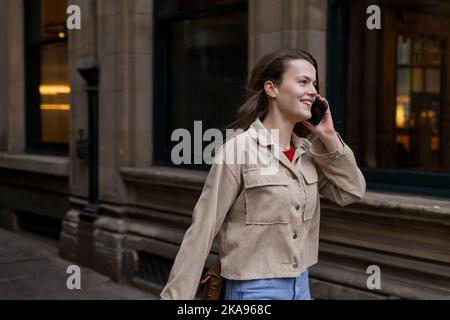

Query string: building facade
0 0 449 299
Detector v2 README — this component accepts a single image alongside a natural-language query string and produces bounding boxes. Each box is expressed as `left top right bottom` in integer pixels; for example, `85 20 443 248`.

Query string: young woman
160 49 366 300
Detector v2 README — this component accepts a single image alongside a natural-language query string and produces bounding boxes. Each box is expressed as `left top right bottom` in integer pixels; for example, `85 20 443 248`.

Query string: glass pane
396 68 410 96
168 10 247 160
395 66 411 159
425 68 441 93
40 41 70 144
346 9 450 183
40 0 68 41
412 38 424 65
395 95 410 129
397 35 411 65
428 100 441 152
423 39 441 66
411 68 423 93
394 35 444 171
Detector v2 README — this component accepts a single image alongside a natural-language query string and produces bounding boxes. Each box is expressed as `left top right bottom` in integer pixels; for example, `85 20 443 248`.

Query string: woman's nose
308 85 317 95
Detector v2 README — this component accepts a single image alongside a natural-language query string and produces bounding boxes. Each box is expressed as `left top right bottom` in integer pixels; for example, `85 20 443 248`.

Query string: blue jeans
223 269 311 300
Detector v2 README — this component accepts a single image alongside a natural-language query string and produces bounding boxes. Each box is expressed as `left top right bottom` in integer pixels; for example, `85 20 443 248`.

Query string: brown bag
200 258 224 300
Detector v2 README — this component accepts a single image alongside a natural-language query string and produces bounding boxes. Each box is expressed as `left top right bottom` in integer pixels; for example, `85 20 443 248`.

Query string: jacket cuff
309 131 346 160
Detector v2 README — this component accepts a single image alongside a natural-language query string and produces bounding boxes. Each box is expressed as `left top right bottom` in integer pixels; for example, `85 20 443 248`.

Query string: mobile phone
307 98 328 126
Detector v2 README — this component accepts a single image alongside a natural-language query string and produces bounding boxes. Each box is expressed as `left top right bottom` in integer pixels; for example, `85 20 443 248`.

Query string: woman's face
272 59 318 122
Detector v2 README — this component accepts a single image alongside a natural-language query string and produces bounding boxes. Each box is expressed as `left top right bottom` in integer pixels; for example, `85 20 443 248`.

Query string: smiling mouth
300 99 314 106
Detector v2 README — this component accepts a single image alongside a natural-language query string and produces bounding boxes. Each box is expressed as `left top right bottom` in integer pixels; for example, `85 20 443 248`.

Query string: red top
282 143 295 162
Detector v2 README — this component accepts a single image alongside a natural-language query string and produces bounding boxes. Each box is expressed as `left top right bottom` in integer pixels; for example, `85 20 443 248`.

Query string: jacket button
293 263 298 269
293 233 298 239
295 205 300 210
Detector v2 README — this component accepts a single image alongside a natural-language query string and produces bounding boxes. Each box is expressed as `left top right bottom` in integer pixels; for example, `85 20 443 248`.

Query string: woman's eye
299 80 307 85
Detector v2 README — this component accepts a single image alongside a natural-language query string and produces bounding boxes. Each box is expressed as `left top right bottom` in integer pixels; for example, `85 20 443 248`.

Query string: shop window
24 0 70 154
328 0 450 197
153 0 248 169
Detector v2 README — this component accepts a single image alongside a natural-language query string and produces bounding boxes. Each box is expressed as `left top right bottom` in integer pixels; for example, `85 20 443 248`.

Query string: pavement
0 228 159 300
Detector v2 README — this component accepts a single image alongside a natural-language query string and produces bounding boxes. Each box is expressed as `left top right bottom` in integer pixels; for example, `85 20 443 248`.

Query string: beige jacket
160 118 366 300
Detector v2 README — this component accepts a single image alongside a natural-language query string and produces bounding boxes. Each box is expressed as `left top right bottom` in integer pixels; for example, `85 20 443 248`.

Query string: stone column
60 0 99 263
60 0 153 282
248 0 327 93
0 0 25 153
94 0 153 282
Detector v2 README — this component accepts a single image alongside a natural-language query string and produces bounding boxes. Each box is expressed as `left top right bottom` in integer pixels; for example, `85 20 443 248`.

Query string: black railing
77 67 100 221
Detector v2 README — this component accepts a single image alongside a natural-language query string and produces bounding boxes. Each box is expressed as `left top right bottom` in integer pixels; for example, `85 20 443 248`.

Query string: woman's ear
264 80 278 98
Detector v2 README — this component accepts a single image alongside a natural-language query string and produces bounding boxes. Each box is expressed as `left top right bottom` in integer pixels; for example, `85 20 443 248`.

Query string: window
153 0 248 169
24 0 70 154
328 0 450 197
395 36 444 171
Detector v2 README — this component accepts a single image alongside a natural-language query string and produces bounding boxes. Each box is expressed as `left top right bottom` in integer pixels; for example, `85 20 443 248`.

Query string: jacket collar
248 117 307 153
247 118 308 177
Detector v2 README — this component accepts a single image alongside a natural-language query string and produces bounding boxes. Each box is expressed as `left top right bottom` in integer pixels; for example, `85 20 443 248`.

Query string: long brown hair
227 49 319 138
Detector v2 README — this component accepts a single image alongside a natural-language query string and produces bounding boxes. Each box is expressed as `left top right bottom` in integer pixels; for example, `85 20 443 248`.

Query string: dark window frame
327 0 450 198
153 0 248 170
24 0 69 155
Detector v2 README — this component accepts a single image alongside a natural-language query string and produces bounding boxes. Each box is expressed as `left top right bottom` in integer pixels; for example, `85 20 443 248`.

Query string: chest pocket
243 169 291 224
300 162 319 221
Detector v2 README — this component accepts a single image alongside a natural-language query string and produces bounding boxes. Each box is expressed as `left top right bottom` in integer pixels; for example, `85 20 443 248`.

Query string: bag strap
200 258 221 284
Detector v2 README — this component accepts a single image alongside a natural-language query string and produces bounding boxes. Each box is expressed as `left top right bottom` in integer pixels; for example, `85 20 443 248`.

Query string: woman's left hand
302 95 343 153
301 94 335 137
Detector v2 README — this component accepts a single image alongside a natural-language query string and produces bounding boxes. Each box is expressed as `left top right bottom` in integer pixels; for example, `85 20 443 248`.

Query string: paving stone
0 228 158 300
